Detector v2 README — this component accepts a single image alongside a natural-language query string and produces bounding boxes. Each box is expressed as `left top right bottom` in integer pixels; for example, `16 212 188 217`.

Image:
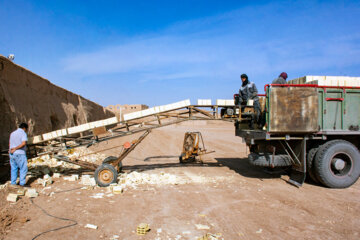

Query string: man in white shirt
9 123 29 186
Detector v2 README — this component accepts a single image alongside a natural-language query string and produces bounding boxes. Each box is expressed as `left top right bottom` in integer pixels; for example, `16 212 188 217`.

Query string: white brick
28 135 43 144
53 173 61 178
197 99 211 105
85 224 98 229
216 99 235 106
25 189 38 198
64 176 79 182
112 185 123 194
7 193 18 202
124 99 191 121
81 175 96 186
72 174 79 180
67 123 91 134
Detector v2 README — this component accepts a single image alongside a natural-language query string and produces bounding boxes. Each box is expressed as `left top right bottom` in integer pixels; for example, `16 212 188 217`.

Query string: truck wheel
248 153 292 167
314 140 360 188
307 147 320 183
94 163 118 187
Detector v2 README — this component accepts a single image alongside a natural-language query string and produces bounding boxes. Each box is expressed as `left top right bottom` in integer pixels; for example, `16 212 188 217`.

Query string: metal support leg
287 138 307 187
156 115 161 125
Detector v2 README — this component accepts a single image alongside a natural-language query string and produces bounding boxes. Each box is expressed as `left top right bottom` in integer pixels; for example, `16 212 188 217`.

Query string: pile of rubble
2 145 234 203
65 147 108 164
4 169 233 203
27 147 107 177
118 171 233 188
119 171 184 187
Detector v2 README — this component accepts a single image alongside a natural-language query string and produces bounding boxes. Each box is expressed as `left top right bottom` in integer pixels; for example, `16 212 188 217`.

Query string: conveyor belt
23 99 239 157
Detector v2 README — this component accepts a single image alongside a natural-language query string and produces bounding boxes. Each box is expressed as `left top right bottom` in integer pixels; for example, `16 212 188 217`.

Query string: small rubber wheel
314 140 360 188
94 163 118 187
179 153 186 163
307 147 320 183
179 154 195 163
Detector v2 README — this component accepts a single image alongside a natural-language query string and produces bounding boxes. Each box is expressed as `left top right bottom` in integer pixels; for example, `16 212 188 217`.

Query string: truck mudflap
248 153 293 167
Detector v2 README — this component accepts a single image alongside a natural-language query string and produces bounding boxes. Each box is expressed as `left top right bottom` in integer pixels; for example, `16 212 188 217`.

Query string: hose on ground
30 187 81 239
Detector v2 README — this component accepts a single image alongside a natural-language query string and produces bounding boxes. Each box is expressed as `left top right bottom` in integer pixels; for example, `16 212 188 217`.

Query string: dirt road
2 121 360 240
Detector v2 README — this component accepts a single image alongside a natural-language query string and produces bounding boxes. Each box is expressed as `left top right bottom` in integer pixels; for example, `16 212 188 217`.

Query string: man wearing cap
272 72 288 84
9 123 29 186
239 74 261 129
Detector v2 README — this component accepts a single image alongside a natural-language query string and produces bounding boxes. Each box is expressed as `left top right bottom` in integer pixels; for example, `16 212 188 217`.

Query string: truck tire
248 153 292 167
307 147 320 183
314 140 360 188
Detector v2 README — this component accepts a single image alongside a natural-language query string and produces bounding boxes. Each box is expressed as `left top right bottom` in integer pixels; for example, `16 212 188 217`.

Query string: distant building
106 104 149 120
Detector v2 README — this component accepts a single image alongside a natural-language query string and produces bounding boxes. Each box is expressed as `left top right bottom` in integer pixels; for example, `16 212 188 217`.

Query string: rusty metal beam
192 107 215 119
27 104 232 158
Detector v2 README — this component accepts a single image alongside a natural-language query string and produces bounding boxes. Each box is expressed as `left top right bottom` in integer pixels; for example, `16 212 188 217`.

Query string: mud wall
0 55 114 150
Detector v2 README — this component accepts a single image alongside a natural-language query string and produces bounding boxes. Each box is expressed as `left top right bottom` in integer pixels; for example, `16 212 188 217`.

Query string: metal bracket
279 140 301 165
287 170 306 188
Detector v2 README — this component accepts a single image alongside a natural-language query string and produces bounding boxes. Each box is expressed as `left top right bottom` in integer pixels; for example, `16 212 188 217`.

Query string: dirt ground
1 121 360 240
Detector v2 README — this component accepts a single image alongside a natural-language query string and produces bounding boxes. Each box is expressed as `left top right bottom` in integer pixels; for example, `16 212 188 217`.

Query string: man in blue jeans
9 123 29 186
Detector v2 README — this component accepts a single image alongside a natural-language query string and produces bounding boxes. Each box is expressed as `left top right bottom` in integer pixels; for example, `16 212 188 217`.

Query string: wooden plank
92 126 107 137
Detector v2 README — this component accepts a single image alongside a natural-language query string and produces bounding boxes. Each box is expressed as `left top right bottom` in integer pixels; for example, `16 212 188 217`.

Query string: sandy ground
1 121 360 240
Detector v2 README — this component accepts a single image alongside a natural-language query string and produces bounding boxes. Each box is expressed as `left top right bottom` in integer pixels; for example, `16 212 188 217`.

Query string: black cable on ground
30 187 80 240
53 186 83 194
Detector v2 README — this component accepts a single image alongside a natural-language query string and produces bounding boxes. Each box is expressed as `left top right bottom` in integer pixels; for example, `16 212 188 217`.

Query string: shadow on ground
216 157 322 187
215 157 288 179
1 155 321 187
122 162 221 172
215 157 322 187
122 155 285 180
143 155 179 161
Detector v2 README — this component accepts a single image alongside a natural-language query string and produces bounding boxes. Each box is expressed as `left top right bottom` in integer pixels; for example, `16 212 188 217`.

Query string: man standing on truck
272 72 288 84
9 123 29 186
239 74 261 128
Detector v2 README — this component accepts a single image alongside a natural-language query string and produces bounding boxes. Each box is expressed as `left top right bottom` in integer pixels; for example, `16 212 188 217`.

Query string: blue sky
1 0 360 107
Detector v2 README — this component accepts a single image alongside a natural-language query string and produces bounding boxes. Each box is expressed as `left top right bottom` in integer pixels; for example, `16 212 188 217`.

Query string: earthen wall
0 55 114 150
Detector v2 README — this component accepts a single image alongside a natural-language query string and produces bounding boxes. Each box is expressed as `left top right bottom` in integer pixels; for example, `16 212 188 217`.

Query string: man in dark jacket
272 72 288 84
239 74 261 128
239 74 259 103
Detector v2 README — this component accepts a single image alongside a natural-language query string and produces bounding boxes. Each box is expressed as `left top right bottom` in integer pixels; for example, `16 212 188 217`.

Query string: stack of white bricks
67 117 118 135
216 99 235 106
123 99 191 121
197 99 212 106
288 76 360 87
28 116 118 144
